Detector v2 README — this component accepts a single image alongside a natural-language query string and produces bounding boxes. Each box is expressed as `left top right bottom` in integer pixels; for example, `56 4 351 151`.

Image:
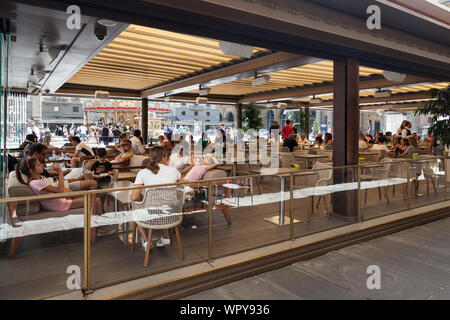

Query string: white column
31 95 43 127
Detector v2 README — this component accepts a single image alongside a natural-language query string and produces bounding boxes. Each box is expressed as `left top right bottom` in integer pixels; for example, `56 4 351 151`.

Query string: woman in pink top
184 154 220 182
15 157 103 215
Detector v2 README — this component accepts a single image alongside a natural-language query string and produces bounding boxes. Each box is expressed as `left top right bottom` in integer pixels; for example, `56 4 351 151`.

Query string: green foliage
414 85 450 147
242 107 264 132
299 108 310 135
312 119 320 134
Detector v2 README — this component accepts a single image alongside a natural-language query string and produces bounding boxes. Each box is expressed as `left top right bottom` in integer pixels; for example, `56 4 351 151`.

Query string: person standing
289 121 297 135
31 123 41 141
281 120 293 140
269 121 280 139
78 123 88 142
101 125 110 145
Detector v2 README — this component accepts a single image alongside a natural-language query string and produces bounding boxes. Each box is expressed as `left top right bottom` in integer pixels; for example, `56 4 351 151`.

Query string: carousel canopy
83 99 171 113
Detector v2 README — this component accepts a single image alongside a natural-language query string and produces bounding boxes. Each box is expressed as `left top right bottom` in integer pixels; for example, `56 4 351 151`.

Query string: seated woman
313 136 323 149
169 144 193 176
131 147 182 251
399 137 421 158
111 139 134 166
114 132 129 151
184 154 220 182
297 134 309 148
283 133 298 152
20 134 38 155
324 133 333 149
14 157 108 234
164 132 174 148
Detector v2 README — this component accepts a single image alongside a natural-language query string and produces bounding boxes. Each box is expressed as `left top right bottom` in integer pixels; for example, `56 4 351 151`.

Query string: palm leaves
414 85 450 147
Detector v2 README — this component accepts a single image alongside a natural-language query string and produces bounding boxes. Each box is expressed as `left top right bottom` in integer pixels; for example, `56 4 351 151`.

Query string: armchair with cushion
5 171 85 258
112 155 150 182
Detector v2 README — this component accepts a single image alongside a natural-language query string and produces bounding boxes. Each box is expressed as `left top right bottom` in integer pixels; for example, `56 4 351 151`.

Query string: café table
263 167 315 226
280 153 328 169
98 180 134 245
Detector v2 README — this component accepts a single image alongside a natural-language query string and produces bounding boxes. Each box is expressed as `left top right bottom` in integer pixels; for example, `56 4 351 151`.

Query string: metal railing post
208 181 213 262
290 172 294 240
357 165 361 222
407 160 411 209
444 156 448 201
83 194 92 295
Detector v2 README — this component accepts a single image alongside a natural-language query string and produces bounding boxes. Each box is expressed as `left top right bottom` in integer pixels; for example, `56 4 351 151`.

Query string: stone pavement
184 217 450 300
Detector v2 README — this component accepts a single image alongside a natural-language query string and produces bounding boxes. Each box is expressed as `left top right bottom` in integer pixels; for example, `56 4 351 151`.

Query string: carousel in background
83 99 171 137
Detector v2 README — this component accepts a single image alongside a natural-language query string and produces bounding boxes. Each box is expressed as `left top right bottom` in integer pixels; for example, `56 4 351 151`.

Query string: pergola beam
238 75 433 103
141 52 322 98
360 102 426 110
307 92 432 107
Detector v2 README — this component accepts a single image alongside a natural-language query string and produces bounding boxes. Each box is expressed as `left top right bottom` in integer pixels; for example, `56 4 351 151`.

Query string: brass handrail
1 157 445 204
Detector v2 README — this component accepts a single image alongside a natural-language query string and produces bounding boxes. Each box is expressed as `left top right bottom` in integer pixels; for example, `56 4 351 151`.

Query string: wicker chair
418 156 438 196
361 158 392 205
130 187 185 267
310 162 333 217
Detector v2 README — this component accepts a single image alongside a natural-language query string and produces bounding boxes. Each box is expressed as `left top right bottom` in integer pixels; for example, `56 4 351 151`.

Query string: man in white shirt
371 136 390 152
130 129 145 155
78 124 88 142
68 136 94 168
30 123 41 141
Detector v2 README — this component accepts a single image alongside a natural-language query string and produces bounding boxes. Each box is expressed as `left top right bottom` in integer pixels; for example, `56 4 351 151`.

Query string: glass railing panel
211 171 291 259
90 182 208 289
409 156 447 209
0 190 86 299
292 165 357 238
360 159 410 220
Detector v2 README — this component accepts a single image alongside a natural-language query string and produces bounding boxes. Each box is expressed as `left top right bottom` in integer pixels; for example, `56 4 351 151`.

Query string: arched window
227 112 234 122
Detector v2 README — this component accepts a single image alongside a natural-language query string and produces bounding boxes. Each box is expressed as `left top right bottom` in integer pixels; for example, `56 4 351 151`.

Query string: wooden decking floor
0 179 447 299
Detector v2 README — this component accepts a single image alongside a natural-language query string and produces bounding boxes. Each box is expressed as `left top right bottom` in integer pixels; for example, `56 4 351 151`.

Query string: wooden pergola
47 0 449 221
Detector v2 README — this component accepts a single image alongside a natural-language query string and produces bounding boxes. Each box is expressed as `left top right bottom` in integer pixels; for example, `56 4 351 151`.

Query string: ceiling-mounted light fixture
47 47 62 64
97 19 117 27
219 40 253 59
252 74 270 86
164 95 172 102
382 70 406 82
198 86 211 96
309 95 323 104
374 89 392 98
196 96 208 104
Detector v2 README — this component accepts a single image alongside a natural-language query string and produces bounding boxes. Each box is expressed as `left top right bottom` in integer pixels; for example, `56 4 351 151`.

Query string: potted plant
242 106 263 132
414 85 450 154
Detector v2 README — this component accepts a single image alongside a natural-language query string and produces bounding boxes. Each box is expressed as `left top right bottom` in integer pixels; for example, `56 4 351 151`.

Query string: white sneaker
142 239 153 252
156 236 171 248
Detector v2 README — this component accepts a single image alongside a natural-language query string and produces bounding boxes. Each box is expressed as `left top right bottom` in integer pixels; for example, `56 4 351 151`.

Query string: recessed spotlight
97 19 117 27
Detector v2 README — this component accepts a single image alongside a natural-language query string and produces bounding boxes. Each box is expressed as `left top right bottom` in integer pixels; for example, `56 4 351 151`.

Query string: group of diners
276 119 432 158
10 129 230 243
277 120 333 152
